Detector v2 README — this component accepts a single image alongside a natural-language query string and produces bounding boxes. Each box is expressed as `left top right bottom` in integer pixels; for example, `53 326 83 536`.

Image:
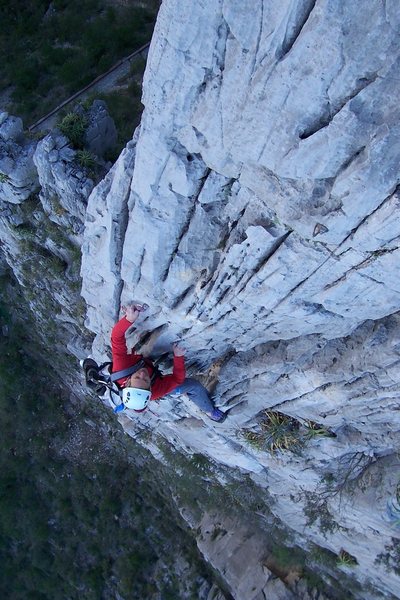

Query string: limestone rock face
197 511 298 600
0 101 118 390
0 112 23 142
0 112 39 204
0 121 99 375
80 1 400 598
33 133 94 237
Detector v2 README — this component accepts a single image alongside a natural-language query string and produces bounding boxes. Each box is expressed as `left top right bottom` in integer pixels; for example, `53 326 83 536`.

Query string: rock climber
111 302 226 422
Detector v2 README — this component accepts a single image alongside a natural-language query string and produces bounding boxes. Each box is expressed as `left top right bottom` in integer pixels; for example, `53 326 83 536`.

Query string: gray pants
172 378 214 413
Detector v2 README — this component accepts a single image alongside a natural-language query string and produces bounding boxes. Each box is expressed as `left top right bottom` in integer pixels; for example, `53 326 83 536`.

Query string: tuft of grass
76 149 97 169
337 549 358 567
304 419 335 440
242 410 302 453
0 173 10 183
242 412 335 455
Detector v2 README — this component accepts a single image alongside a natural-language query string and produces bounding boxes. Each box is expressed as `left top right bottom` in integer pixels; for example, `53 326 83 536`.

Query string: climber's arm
150 344 186 400
123 303 141 324
151 354 186 400
111 303 141 357
111 317 134 358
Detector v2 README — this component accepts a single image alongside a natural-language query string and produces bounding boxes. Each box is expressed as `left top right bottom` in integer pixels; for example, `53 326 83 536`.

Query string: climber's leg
174 378 213 412
174 378 226 421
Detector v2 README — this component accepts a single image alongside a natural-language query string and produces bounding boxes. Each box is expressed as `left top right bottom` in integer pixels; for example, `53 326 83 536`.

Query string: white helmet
122 387 151 412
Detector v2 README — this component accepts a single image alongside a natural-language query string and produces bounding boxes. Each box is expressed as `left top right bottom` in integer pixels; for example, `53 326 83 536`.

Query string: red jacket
111 317 185 401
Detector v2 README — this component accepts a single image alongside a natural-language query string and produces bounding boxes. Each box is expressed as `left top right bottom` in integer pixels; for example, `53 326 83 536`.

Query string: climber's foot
208 408 227 423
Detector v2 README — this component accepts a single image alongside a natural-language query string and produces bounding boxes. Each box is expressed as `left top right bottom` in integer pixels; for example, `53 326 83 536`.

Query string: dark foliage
0 284 209 600
0 0 159 124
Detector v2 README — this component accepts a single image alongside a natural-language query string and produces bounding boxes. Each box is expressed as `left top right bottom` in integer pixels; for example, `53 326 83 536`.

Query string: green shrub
58 112 88 148
0 1 158 123
12 56 41 94
59 51 92 91
129 56 147 78
76 149 97 169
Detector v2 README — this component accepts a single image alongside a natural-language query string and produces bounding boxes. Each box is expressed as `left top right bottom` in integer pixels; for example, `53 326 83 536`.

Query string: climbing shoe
209 408 227 423
81 358 107 395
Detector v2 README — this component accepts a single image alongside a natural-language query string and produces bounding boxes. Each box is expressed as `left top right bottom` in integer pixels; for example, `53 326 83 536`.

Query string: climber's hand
173 343 186 357
122 304 141 323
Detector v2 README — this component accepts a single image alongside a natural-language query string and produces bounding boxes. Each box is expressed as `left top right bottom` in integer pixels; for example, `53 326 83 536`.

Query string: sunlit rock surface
81 1 400 598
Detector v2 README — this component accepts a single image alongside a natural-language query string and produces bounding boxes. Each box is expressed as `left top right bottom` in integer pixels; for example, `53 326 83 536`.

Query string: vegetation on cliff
0 0 159 125
0 280 214 599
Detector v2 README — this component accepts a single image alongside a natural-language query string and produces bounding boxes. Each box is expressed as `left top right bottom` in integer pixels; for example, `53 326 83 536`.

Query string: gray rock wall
0 112 39 203
0 115 100 368
80 1 400 598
